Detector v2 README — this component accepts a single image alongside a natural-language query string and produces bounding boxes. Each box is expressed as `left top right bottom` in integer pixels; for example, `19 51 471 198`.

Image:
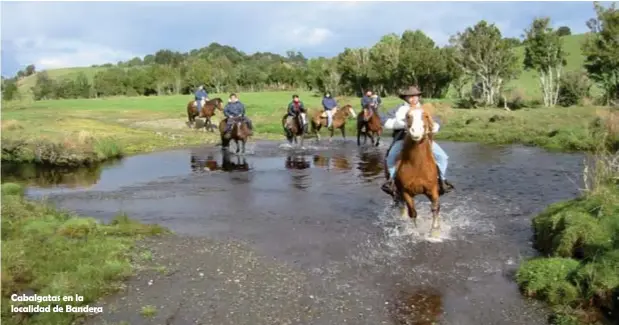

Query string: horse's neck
401 136 433 166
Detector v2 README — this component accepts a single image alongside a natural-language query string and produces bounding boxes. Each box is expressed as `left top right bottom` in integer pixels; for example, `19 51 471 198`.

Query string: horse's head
405 107 434 142
341 104 357 119
212 98 224 111
362 102 376 121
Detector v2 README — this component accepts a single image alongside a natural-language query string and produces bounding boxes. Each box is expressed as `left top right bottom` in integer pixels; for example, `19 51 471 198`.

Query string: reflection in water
190 152 249 172
390 286 443 325
357 150 384 181
285 155 311 170
312 154 352 171
286 154 311 190
1 163 105 188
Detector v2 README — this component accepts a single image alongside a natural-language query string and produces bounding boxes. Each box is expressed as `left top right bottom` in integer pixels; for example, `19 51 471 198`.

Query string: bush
558 71 592 107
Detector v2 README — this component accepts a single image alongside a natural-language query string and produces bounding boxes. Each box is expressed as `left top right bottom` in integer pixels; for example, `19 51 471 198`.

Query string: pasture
1 91 610 167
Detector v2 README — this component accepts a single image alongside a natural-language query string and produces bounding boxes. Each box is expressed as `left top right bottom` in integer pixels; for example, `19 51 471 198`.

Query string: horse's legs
241 140 246 155
401 191 418 227
357 125 362 146
375 132 381 147
235 139 240 154
188 112 195 128
341 126 346 139
329 127 334 142
427 189 441 237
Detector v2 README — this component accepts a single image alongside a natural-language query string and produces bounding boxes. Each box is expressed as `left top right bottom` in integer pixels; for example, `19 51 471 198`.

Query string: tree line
2 2 617 108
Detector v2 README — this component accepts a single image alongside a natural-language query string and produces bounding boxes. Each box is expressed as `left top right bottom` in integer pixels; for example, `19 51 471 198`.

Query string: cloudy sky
1 1 597 77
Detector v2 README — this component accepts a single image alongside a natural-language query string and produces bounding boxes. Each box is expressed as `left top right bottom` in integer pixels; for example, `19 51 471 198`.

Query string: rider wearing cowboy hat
380 86 454 197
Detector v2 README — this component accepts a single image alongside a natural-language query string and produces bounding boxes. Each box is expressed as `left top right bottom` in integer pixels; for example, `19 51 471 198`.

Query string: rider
321 92 338 128
223 93 253 134
194 85 208 114
380 86 454 198
361 89 382 111
287 94 307 129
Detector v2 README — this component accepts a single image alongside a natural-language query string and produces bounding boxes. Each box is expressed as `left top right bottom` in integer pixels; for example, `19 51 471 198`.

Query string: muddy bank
9 139 586 324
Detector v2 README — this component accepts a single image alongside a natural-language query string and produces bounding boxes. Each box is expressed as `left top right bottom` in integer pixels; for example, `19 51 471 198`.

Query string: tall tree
523 17 566 107
369 33 400 95
582 1 619 104
450 20 520 106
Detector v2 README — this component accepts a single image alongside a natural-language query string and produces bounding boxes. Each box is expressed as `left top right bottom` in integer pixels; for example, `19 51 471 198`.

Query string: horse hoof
430 228 441 238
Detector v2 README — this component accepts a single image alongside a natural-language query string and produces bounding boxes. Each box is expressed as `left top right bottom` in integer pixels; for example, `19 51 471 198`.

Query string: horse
218 116 252 154
388 105 444 238
357 102 383 147
310 104 357 142
186 97 224 131
282 112 306 147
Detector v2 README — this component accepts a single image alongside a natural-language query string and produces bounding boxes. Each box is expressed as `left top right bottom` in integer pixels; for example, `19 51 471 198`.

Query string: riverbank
0 183 169 325
2 92 616 167
515 143 619 324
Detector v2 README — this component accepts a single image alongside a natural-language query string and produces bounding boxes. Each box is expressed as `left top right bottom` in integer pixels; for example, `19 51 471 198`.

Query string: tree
337 48 371 95
2 78 19 101
556 26 572 37
25 64 36 76
450 20 520 106
523 17 567 107
32 71 56 100
369 34 401 95
504 37 522 48
582 2 619 105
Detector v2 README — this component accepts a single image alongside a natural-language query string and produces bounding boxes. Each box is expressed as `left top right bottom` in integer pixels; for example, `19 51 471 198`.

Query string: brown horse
310 104 357 142
390 105 443 238
186 98 224 131
282 113 306 147
218 116 252 154
357 102 383 146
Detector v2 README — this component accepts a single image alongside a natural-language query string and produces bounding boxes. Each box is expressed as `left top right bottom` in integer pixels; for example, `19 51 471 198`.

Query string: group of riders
193 85 455 198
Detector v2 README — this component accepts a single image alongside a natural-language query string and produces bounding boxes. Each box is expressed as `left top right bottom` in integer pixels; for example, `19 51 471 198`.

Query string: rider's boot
381 178 397 198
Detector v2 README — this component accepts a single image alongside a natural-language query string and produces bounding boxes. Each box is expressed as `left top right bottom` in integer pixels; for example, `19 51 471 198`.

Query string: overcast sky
1 1 597 77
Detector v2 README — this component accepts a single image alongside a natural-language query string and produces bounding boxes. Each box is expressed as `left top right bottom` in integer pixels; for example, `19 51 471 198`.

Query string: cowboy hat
398 86 422 97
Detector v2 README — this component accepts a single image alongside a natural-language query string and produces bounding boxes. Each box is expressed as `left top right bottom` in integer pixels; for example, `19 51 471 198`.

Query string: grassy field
2 91 615 167
0 182 169 325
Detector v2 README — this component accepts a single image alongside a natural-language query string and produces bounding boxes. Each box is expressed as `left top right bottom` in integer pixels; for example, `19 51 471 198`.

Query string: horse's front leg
235 139 240 154
425 189 441 237
341 126 346 140
401 191 418 227
357 125 362 146
241 140 246 155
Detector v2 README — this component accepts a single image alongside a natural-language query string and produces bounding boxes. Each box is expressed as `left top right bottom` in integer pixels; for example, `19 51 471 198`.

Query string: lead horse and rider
219 93 254 154
379 85 455 237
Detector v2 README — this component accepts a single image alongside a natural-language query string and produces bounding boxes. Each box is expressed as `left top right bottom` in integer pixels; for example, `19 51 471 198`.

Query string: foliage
557 26 572 37
582 2 619 105
523 17 567 107
558 71 592 107
2 78 19 101
450 20 521 106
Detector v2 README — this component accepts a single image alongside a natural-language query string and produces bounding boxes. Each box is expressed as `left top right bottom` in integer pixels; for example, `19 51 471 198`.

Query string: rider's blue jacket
195 89 208 99
224 101 246 118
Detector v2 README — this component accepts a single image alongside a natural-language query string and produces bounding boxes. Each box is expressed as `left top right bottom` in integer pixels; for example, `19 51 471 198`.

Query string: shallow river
4 139 586 324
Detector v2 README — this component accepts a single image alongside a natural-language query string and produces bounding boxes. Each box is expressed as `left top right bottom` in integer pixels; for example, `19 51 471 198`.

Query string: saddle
320 107 339 118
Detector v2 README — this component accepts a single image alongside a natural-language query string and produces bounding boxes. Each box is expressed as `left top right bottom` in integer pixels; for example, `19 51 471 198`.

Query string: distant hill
15 33 593 100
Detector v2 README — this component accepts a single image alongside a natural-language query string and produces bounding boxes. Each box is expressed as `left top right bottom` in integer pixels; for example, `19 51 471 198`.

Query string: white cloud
7 38 140 70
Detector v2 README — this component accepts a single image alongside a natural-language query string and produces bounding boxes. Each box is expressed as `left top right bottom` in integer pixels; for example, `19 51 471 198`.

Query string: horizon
1 1 598 78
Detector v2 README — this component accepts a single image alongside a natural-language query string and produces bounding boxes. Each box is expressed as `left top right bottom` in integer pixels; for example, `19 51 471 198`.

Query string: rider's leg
300 112 307 125
432 141 454 192
381 139 404 196
326 110 333 127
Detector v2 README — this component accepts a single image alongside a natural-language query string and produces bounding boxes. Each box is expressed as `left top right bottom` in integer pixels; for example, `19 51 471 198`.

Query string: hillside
15 34 591 100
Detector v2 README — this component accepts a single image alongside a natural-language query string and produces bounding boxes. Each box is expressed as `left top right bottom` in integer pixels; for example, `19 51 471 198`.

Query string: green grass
2 91 615 167
15 67 106 100
516 145 619 324
0 182 170 325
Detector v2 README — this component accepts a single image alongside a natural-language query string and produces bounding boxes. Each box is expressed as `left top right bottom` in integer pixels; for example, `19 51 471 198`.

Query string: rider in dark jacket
361 89 382 111
287 94 306 116
223 93 253 132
